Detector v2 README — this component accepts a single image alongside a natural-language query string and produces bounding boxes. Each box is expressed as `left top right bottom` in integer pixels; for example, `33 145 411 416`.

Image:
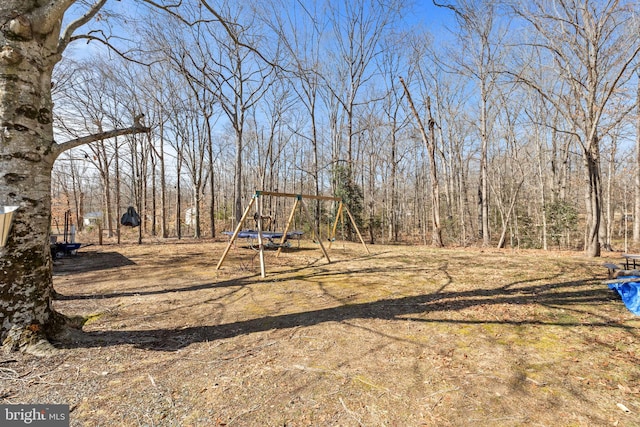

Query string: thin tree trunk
480 81 490 247
584 146 602 257
176 150 182 239
234 129 243 225
391 128 398 242
150 145 157 237
496 180 524 248
427 96 443 246
207 119 216 238
158 123 168 239
399 77 443 247
115 136 121 244
634 74 640 243
605 136 617 251
536 129 548 250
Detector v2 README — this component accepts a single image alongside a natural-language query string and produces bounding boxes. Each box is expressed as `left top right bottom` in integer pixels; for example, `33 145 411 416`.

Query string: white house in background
185 207 195 226
83 212 103 226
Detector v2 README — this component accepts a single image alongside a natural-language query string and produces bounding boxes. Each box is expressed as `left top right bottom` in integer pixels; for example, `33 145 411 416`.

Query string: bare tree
180 64 219 239
428 60 476 246
400 77 444 246
511 0 640 256
490 88 527 248
436 0 507 247
377 32 412 243
162 4 275 225
323 0 403 180
267 0 327 229
54 60 125 238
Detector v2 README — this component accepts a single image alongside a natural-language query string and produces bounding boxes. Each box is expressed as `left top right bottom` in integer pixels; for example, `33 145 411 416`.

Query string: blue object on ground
608 277 640 315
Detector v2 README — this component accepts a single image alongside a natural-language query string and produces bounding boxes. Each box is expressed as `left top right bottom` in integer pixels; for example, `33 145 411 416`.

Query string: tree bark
176 149 182 239
479 79 490 247
0 1 147 351
115 136 122 244
426 96 443 247
0 2 67 353
584 146 602 257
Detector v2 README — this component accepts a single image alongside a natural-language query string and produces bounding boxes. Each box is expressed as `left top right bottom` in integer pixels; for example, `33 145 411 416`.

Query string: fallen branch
339 397 364 427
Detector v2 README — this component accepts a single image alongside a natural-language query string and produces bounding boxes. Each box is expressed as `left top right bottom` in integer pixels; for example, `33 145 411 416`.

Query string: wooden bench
603 263 622 278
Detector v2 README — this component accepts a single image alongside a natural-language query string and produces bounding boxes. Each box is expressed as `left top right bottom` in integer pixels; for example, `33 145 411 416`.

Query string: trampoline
223 230 303 240
223 229 303 249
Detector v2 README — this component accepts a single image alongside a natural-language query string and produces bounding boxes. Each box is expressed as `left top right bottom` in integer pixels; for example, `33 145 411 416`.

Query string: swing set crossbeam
257 190 342 202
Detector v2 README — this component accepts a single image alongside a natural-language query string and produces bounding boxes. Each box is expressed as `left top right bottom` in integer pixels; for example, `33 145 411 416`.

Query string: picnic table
622 253 640 270
603 255 640 315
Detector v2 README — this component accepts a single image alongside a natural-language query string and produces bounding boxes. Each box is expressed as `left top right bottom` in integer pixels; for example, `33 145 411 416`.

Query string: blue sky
62 0 456 55
409 1 456 30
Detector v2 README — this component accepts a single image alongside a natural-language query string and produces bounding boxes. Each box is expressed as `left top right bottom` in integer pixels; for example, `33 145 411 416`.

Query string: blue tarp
608 277 640 315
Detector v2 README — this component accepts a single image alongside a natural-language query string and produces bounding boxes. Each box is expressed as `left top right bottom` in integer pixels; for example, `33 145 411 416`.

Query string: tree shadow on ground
53 251 136 276
53 251 381 301
54 273 633 352
54 274 260 301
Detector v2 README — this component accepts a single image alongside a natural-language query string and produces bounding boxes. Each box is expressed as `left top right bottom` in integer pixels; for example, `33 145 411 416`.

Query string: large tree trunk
0 3 62 353
1 1 148 352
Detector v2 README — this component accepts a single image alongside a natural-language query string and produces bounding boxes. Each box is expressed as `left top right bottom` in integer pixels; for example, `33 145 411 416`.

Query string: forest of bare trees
51 0 640 254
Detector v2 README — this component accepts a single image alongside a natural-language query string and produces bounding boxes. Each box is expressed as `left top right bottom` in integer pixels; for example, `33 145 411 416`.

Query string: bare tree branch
141 0 277 68
58 0 108 54
198 0 277 68
69 32 159 66
52 116 149 158
140 0 216 26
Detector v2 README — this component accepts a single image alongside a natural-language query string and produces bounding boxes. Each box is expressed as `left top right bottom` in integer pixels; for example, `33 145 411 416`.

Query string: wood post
276 197 300 257
343 204 370 254
215 196 256 270
256 195 266 278
300 197 331 263
328 201 343 250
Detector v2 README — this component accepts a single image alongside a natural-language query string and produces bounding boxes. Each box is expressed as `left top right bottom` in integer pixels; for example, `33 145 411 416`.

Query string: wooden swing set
216 190 369 277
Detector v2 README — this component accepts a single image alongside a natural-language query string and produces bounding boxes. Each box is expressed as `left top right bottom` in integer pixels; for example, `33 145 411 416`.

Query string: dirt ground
1 239 639 426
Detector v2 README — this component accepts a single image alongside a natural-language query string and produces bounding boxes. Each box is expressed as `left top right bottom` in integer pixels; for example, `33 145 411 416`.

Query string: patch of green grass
83 312 104 325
